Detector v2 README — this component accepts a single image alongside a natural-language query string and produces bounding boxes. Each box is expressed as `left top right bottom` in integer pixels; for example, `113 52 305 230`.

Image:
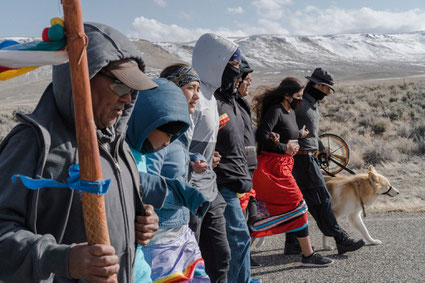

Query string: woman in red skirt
251 77 333 267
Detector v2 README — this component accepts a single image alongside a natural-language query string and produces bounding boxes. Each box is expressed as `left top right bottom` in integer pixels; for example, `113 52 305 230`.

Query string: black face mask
289 97 303 110
308 86 327 101
140 139 156 154
221 63 241 93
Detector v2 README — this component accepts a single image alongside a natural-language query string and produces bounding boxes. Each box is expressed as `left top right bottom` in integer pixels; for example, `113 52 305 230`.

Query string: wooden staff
62 0 114 268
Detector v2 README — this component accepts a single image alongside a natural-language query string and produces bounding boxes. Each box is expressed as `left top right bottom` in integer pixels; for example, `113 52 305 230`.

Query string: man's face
90 72 132 129
315 84 332 95
239 73 252 97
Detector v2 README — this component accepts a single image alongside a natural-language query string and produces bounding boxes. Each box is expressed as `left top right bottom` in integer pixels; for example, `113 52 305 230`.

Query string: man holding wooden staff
0 22 159 282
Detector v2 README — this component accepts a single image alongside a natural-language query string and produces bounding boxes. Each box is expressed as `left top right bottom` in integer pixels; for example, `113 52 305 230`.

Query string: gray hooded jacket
0 23 145 282
188 33 238 201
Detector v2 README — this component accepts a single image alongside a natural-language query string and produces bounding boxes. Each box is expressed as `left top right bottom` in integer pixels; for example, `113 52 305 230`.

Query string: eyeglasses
99 71 133 96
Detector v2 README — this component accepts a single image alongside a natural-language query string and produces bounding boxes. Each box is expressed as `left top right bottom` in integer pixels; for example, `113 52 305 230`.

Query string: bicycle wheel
318 133 350 175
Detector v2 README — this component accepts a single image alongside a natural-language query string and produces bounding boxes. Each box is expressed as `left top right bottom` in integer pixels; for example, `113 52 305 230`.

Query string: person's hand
300 125 309 139
68 243 119 282
321 149 331 158
191 160 207 173
285 142 300 156
135 205 159 246
269 132 280 144
212 151 221 169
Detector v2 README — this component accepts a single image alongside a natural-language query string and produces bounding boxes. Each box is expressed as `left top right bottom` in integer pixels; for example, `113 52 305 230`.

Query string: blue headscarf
166 66 200 88
229 48 241 62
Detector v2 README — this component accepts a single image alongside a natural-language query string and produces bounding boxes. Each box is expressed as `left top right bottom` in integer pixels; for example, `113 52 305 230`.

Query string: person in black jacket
235 57 262 268
214 48 261 283
285 68 366 255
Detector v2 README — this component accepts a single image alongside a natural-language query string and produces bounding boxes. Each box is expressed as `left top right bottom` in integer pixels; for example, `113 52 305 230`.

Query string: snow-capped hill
152 31 425 79
2 31 425 84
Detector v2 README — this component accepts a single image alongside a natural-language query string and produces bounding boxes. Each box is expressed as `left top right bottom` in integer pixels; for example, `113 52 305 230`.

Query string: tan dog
322 165 399 250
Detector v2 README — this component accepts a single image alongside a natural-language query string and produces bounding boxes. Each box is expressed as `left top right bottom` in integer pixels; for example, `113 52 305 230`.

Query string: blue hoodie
126 79 209 226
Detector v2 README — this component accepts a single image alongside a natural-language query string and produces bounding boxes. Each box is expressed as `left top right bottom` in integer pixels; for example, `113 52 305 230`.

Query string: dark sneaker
336 237 366 255
301 252 334 267
251 256 263 268
284 242 301 255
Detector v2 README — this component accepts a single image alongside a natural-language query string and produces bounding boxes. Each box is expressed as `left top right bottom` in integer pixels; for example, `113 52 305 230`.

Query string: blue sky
1 0 425 42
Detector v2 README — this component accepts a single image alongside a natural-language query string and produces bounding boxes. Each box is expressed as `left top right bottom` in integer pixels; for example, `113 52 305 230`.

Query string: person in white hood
189 33 261 283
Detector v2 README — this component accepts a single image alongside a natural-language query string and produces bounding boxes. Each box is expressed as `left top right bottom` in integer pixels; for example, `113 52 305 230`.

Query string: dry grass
320 80 425 168
0 105 34 141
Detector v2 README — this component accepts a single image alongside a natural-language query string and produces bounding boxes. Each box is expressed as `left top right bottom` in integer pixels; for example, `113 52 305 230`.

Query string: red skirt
251 151 308 237
239 188 256 212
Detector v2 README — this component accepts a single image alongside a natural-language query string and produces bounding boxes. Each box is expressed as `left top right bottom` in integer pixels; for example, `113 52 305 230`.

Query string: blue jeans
220 187 251 283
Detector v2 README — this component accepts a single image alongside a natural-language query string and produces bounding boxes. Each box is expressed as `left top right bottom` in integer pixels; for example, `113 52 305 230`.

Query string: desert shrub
358 114 374 128
393 137 418 155
363 143 398 165
414 135 425 155
348 150 365 169
397 122 411 138
370 118 389 135
409 122 425 139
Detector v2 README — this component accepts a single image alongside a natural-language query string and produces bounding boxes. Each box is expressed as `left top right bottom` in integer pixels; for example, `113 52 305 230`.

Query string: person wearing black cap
284 68 366 255
0 23 159 282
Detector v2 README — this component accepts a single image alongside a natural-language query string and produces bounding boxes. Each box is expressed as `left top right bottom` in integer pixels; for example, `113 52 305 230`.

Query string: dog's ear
368 170 380 184
368 165 376 173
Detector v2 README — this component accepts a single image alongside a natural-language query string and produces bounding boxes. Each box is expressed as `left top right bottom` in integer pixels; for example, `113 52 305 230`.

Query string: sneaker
301 252 334 267
336 233 366 255
251 256 263 268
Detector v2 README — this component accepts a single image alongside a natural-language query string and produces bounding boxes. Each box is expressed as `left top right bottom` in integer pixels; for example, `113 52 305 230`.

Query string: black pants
287 155 344 243
189 192 230 283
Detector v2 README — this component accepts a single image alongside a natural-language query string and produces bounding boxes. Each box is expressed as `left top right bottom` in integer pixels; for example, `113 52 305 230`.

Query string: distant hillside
154 31 425 82
2 30 425 87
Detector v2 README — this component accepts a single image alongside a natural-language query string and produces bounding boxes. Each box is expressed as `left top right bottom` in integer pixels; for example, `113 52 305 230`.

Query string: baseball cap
106 59 157 91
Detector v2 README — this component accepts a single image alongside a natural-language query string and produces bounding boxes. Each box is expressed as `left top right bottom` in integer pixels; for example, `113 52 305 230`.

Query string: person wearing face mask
284 68 366 256
214 48 262 283
126 78 210 282
252 77 333 267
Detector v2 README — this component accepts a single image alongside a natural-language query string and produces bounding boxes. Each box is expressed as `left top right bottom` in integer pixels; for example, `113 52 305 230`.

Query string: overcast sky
1 0 425 42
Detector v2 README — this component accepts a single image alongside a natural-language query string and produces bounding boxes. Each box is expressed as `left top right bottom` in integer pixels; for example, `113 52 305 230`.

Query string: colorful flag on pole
0 17 68 81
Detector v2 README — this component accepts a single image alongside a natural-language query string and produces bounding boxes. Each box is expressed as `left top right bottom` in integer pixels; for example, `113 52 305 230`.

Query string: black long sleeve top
256 103 300 154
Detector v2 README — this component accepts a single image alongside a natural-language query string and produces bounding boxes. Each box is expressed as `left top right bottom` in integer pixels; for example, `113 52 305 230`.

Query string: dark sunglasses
99 71 133 96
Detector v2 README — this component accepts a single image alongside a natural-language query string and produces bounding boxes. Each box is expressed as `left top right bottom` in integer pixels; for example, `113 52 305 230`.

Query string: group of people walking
0 22 365 283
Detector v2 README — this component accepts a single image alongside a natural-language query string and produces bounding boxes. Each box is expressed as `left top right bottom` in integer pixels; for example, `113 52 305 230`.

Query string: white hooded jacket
188 33 238 201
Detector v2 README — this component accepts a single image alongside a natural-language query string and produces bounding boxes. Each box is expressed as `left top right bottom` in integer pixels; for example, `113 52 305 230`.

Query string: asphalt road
250 212 425 283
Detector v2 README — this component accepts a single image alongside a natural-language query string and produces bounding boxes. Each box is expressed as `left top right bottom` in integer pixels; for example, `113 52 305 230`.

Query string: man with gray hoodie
0 23 159 282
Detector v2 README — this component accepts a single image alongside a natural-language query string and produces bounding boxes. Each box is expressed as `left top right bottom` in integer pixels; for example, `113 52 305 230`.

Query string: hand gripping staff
62 0 117 281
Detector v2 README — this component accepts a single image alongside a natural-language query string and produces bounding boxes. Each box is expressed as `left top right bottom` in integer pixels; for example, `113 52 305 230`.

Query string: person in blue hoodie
126 78 210 282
